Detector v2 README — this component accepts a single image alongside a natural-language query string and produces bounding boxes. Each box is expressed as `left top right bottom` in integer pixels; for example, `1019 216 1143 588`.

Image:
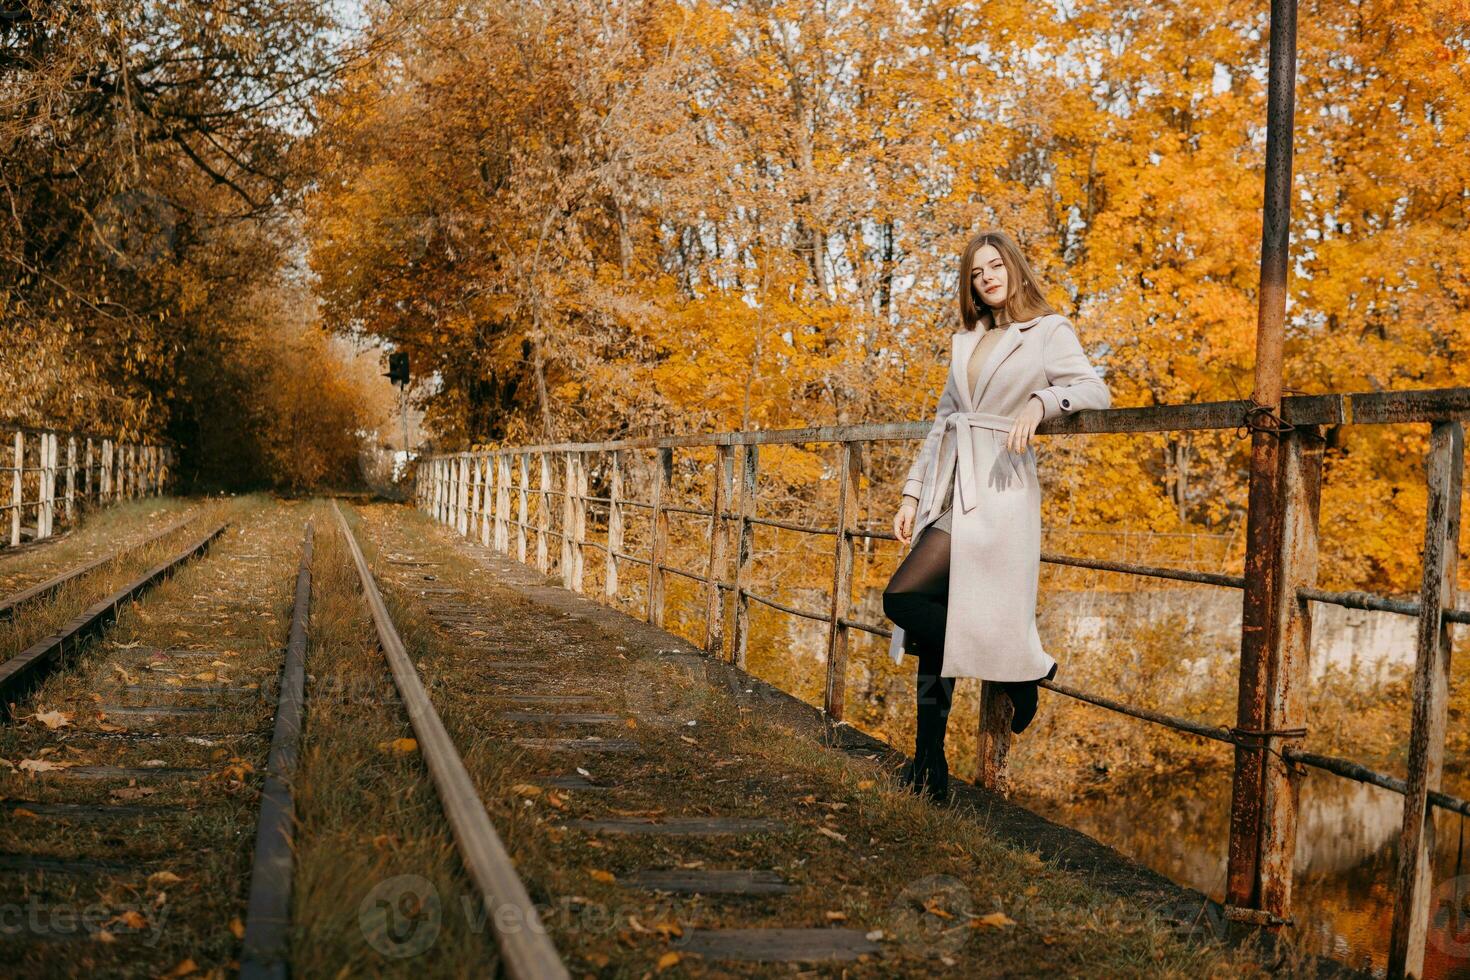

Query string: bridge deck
347 503 1261 974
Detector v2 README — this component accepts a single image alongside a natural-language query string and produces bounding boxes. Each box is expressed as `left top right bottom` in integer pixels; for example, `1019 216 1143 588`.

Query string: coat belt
941 411 1016 516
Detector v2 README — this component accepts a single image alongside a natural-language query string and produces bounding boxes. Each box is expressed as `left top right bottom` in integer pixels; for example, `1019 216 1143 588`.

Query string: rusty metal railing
417 385 1468 975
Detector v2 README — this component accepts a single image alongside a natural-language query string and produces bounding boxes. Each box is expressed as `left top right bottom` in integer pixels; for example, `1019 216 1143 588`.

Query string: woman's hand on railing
1005 395 1047 454
894 498 918 546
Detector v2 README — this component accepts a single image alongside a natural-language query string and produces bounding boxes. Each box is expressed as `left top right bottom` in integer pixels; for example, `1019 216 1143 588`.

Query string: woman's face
970 243 1009 309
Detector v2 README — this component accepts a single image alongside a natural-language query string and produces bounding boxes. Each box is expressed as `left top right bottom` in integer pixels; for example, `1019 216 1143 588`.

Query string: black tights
883 523 1054 739
882 525 957 747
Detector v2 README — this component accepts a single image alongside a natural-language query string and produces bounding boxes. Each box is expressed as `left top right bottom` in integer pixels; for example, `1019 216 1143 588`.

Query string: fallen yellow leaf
34 709 73 730
147 871 184 890
589 869 616 883
656 951 681 971
510 783 542 797
377 738 418 754
229 916 245 939
974 912 1017 929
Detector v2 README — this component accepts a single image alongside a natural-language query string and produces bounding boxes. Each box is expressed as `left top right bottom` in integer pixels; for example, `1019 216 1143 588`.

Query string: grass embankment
0 494 304 976
334 502 1282 978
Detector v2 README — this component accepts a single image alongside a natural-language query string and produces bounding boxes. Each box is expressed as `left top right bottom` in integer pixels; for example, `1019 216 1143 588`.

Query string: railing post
37 432 50 538
479 457 492 547
1224 425 1323 922
10 431 21 546
1388 420 1463 979
100 439 112 502
561 451 576 588
537 452 552 573
516 454 529 562
573 452 587 591
646 447 672 627
1228 0 1300 917
823 441 861 722
976 686 1014 793
703 444 733 657
730 444 758 668
83 437 93 505
65 436 76 522
606 450 623 600
1259 426 1323 917
497 455 511 552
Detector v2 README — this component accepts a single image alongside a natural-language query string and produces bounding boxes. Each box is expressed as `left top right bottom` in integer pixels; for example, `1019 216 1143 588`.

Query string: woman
882 229 1110 804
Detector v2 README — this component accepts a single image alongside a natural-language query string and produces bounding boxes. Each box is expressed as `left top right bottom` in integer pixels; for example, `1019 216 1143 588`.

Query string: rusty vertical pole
1388 420 1463 979
1226 0 1300 914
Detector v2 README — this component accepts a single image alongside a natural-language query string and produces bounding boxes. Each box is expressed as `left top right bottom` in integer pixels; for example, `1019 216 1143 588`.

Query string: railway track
0 519 228 716
0 504 310 974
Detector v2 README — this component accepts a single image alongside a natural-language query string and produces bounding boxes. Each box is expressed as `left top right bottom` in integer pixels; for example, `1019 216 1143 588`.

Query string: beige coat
887 313 1111 680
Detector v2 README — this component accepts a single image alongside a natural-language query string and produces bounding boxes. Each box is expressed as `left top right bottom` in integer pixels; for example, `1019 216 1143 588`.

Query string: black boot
1004 662 1058 734
921 674 954 804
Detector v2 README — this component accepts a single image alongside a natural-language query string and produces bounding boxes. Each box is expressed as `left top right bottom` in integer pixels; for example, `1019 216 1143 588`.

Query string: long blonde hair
958 229 1056 331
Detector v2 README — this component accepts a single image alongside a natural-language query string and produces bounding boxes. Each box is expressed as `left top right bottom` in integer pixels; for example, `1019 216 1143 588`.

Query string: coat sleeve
1029 317 1111 422
901 362 960 502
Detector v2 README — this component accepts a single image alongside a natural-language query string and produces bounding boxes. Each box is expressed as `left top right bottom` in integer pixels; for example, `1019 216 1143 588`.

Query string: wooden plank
823 442 860 721
1388 420 1464 979
11 430 22 546
731 444 758 669
1257 428 1323 918
0 800 191 821
514 737 637 753
703 444 732 657
517 454 530 562
647 447 672 627
502 694 598 705
52 765 207 780
559 817 787 835
496 711 619 725
537 452 552 573
606 450 622 599
622 868 793 895
975 683 1014 794
535 774 611 791
0 853 144 876
240 522 314 980
94 704 231 716
332 501 570 980
676 928 880 962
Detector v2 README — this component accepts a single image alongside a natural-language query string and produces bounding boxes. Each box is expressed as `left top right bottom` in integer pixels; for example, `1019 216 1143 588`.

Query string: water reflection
1016 768 1470 978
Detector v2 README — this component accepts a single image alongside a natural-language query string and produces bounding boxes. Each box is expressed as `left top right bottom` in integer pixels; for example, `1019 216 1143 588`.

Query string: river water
1015 767 1470 977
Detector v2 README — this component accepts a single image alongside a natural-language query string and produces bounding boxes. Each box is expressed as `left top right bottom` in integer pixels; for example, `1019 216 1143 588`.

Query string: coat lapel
968 314 1046 410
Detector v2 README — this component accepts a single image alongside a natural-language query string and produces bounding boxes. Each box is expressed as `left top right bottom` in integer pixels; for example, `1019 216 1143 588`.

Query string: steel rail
331 501 569 980
0 522 229 717
0 512 198 620
239 522 315 979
